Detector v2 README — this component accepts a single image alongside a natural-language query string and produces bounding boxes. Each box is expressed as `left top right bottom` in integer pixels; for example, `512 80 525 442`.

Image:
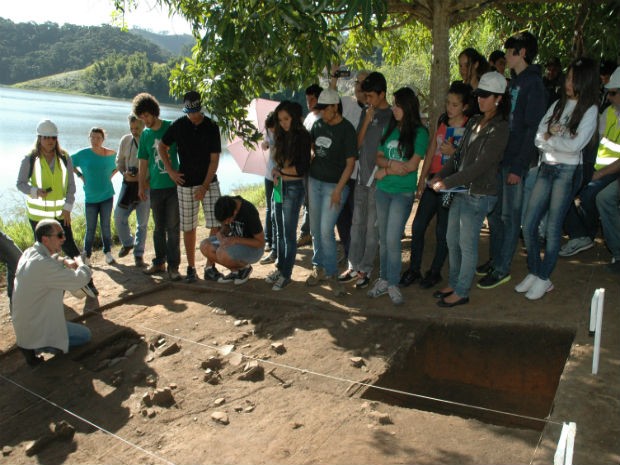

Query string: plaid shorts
177 182 221 231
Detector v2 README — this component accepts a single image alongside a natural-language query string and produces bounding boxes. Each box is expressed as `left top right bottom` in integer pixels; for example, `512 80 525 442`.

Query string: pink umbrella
227 98 280 176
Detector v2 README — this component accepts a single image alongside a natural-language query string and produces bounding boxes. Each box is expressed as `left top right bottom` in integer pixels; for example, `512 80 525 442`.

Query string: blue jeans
0 231 22 303
274 180 305 279
84 197 114 255
67 322 92 348
596 179 620 259
264 178 275 248
408 185 449 274
521 165 547 238
308 177 349 277
375 189 414 287
563 172 618 240
524 163 582 280
150 187 180 269
447 193 497 297
487 166 525 277
114 182 151 257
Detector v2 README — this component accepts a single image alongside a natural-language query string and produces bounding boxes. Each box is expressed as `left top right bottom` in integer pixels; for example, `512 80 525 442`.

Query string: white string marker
592 288 605 375
554 421 577 465
588 288 600 335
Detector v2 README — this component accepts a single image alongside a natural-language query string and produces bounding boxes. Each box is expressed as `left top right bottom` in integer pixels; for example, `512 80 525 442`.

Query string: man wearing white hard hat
594 67 620 273
16 119 98 296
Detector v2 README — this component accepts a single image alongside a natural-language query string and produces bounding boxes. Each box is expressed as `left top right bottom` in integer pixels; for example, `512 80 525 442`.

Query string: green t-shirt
309 118 357 183
71 148 116 203
137 120 179 190
376 126 429 194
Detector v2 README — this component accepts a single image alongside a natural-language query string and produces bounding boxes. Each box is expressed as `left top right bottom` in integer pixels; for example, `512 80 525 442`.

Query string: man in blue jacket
478 31 547 289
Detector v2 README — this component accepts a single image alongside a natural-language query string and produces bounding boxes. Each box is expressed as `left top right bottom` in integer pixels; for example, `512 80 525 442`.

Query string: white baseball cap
475 71 508 96
605 67 620 89
314 89 341 109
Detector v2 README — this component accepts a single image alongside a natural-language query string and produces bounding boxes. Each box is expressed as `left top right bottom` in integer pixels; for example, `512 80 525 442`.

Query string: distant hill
0 18 184 85
131 28 194 56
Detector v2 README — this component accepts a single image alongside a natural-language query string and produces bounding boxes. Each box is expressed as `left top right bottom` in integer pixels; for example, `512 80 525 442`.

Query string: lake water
0 86 264 221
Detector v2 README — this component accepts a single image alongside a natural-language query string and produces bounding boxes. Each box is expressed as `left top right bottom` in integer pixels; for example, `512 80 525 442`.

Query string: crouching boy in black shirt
200 196 265 285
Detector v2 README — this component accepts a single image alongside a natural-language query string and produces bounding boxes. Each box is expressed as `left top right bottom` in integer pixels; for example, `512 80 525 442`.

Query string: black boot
19 348 44 367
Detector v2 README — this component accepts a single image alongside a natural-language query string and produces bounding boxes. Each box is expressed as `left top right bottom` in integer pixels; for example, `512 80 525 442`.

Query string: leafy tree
80 52 174 101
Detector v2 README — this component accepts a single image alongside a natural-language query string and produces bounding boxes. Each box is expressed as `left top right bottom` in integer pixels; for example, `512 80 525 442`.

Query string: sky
2 0 192 35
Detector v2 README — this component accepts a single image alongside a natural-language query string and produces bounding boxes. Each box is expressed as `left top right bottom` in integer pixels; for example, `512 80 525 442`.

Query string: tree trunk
428 0 450 134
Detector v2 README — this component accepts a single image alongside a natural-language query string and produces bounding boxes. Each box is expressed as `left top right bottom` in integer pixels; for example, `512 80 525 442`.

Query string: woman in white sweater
518 58 600 300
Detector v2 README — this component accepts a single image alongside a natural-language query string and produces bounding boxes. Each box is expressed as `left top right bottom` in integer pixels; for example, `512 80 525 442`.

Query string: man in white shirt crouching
12 219 92 366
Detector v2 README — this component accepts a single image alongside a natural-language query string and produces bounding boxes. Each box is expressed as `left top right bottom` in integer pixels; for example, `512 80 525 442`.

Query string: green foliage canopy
114 0 619 140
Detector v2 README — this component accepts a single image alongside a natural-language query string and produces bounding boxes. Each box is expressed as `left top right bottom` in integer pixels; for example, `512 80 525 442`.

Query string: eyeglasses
46 231 65 239
41 136 57 140
608 90 619 97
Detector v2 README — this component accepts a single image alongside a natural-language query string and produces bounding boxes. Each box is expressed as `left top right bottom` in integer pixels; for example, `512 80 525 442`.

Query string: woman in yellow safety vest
16 119 98 296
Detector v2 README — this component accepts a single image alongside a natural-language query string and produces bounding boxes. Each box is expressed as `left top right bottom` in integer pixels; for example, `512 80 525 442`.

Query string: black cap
183 91 202 113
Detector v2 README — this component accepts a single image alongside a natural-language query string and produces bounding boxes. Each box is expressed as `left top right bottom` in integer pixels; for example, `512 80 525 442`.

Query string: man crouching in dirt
199 195 265 285
12 219 92 366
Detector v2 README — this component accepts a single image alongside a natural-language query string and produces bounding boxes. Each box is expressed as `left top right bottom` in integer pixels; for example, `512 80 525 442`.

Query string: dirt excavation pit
362 321 575 430
1 285 581 464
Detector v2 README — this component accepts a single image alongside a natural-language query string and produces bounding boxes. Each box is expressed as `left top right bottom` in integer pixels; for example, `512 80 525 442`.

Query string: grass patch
231 183 266 208
0 182 266 256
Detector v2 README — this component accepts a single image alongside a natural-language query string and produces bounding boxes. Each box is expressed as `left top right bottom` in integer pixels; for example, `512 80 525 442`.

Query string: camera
333 69 351 78
127 166 138 176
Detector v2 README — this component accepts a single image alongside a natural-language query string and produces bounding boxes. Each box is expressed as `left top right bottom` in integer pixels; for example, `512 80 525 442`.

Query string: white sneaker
558 237 593 257
105 251 115 264
525 277 554 300
367 278 388 298
265 269 281 284
387 285 404 305
81 252 91 267
515 273 537 293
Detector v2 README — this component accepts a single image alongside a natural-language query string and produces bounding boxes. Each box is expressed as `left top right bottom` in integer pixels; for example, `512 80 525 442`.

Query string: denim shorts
207 236 262 264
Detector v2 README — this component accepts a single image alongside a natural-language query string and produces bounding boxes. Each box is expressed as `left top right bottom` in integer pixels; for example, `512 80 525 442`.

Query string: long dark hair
547 57 599 136
274 100 308 167
459 48 489 84
381 87 424 160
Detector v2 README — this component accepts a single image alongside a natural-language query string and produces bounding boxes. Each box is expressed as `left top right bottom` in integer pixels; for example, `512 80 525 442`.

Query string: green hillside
131 28 194 56
0 17 174 84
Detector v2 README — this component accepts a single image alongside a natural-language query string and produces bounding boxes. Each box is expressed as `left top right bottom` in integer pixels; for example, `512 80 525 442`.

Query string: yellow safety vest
595 106 620 170
26 155 69 222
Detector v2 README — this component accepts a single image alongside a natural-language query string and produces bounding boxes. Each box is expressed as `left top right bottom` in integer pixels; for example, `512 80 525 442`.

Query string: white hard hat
36 119 59 137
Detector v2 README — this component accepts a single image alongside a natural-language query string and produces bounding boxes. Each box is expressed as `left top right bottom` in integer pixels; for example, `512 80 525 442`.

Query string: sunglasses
475 90 494 99
46 231 65 239
41 136 57 140
608 90 618 97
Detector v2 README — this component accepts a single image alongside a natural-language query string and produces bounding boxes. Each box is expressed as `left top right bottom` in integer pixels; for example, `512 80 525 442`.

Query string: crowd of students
4 30 620 364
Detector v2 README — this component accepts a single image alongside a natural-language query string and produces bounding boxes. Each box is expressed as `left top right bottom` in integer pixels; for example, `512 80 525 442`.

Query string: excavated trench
362 321 574 430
